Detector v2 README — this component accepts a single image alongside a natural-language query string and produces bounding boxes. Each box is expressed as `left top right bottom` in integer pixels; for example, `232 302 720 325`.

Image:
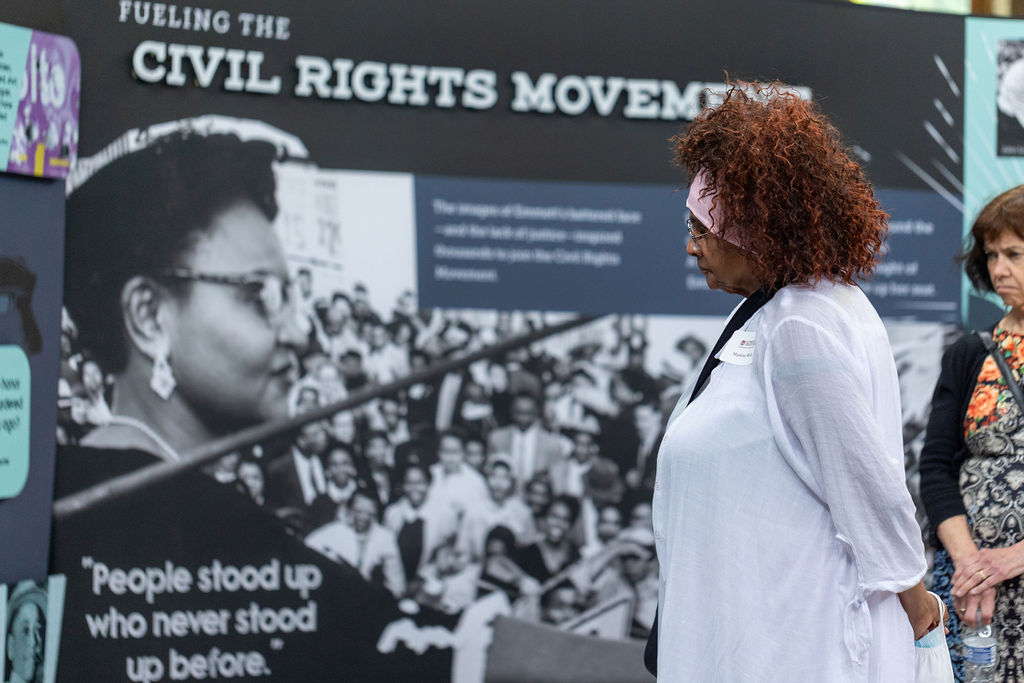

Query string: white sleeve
762 315 926 594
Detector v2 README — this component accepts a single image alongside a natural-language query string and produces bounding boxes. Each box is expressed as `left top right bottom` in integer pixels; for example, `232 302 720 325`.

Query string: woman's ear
121 275 173 362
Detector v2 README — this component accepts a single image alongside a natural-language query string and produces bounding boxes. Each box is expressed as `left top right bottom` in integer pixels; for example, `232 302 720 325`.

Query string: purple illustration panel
5 28 79 179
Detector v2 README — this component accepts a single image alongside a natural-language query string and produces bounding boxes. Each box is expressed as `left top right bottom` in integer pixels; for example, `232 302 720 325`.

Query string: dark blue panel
416 175 738 317
869 188 962 323
418 178 963 322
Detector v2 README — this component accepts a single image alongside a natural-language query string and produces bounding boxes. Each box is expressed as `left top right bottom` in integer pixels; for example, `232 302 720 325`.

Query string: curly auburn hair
673 81 888 288
960 184 1024 293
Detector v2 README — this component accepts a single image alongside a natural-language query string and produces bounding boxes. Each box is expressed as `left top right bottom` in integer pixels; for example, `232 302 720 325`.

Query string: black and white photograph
997 39 1024 156
1 576 65 683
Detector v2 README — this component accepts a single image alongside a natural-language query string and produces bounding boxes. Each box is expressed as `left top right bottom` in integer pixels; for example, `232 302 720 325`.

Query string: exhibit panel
11 0 985 680
0 19 78 683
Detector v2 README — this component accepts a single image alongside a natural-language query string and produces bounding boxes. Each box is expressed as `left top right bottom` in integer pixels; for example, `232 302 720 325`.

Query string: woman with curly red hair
646 83 942 680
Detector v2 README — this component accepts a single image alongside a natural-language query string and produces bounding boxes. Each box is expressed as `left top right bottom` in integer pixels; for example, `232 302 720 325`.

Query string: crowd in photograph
55 274 711 640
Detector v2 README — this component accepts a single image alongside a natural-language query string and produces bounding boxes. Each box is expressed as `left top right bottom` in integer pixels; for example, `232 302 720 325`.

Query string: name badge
717 330 756 366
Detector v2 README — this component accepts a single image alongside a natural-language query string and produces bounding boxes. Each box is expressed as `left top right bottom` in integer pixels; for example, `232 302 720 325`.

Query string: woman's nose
686 238 701 257
991 256 1010 279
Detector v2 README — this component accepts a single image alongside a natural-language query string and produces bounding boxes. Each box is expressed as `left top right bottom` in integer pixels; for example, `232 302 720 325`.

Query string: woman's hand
900 582 945 640
952 545 1024 598
953 585 996 628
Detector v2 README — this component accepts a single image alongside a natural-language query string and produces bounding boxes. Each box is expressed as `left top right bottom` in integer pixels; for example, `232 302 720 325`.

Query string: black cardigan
918 329 991 546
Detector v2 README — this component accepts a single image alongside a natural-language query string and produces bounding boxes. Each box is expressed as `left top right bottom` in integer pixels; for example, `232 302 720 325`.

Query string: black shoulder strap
976 330 1024 410
687 287 775 405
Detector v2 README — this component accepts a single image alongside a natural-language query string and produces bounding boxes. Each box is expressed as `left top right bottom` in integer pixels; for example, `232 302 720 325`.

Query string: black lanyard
687 287 775 405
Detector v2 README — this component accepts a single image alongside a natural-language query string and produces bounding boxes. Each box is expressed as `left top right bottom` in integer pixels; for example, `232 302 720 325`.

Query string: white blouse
653 281 926 682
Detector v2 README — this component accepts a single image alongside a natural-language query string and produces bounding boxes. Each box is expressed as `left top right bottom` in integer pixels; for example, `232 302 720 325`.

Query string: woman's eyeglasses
158 269 292 321
686 217 710 242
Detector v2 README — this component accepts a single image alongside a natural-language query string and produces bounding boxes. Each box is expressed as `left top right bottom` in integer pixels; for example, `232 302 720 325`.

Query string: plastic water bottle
962 623 998 683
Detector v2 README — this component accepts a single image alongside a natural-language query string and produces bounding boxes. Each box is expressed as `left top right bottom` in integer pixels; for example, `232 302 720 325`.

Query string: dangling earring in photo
150 348 176 400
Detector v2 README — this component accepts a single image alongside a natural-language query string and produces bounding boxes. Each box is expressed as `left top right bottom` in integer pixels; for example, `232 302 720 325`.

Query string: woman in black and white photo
61 133 305 469
4 582 45 683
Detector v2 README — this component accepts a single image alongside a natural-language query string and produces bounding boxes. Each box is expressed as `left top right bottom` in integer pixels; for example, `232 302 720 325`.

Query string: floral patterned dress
941 327 1024 681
